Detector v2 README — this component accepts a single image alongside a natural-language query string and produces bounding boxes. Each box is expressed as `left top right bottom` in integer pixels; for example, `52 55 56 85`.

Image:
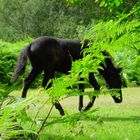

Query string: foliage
116 48 140 85
0 0 88 41
0 39 32 85
0 87 140 139
0 0 140 139
0 0 138 41
68 0 124 11
1 13 140 138
1 15 139 85
127 56 140 85
67 0 138 19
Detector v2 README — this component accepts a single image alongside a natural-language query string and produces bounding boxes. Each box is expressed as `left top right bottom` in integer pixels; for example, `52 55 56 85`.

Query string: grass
9 87 140 140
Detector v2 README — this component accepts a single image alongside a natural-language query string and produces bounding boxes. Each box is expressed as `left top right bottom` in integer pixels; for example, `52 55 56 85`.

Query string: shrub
0 39 32 85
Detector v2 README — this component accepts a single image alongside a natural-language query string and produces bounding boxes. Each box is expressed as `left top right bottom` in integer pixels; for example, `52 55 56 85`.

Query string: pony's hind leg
82 72 100 111
54 102 65 116
42 69 65 116
22 67 42 98
42 69 54 89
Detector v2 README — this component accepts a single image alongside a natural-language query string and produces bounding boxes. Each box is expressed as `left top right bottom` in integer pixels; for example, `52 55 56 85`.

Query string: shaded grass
10 87 140 140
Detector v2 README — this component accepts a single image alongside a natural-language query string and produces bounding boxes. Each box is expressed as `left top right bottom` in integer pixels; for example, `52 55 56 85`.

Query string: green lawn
10 87 140 140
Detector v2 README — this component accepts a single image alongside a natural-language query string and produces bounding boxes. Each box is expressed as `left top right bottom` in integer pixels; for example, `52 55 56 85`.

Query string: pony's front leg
79 95 83 111
82 96 96 111
54 102 65 116
82 73 100 111
78 78 84 111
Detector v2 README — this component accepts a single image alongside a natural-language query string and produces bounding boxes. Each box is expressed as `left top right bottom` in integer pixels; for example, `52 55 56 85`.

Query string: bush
115 47 140 86
0 39 32 85
0 52 16 84
127 56 140 85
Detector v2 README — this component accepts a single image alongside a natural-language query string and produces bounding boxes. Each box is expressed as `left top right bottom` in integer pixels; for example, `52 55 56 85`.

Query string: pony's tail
12 45 30 82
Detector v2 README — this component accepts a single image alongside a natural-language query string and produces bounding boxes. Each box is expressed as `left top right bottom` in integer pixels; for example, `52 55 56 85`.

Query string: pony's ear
98 68 106 77
105 58 115 70
99 63 106 70
117 67 122 73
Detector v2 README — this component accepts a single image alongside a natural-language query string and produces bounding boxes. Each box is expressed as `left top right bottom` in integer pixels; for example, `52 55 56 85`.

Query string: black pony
12 36 122 115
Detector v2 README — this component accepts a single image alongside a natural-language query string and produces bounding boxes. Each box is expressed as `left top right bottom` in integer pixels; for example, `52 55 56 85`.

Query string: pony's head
98 55 123 103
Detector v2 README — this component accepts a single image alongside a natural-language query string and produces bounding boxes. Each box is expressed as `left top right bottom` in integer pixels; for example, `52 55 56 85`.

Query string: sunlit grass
10 87 140 140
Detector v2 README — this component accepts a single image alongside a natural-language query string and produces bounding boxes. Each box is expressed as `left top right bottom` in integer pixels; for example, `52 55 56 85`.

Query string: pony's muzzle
112 90 122 103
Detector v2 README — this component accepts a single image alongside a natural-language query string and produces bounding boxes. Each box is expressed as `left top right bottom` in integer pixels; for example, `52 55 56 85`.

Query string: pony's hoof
60 111 65 116
79 107 83 112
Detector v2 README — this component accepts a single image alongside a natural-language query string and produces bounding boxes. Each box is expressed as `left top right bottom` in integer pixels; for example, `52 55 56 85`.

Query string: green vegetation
0 39 32 85
0 0 140 139
1 87 139 140
0 0 138 41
